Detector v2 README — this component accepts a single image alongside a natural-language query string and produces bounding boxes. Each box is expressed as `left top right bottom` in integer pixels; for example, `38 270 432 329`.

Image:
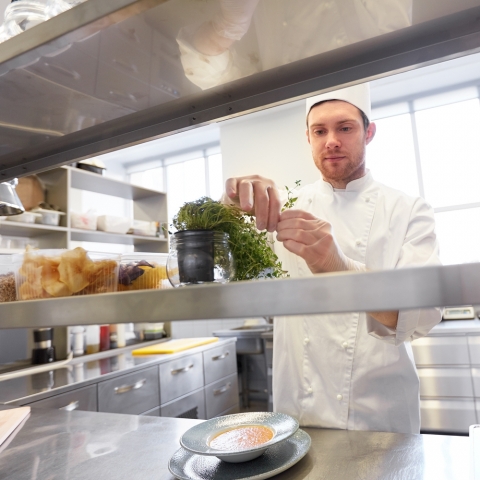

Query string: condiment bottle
99 324 110 351
85 325 100 354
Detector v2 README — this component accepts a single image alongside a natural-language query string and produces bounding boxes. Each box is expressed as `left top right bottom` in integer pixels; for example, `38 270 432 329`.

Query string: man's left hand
276 209 351 274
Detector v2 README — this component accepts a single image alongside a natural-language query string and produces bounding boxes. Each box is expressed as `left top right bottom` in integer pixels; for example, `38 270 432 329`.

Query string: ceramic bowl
180 412 299 463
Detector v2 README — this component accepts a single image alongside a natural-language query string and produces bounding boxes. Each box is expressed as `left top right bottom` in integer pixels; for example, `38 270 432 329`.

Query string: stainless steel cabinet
417 367 474 398
26 384 97 412
205 373 239 419
98 366 160 415
203 343 237 385
420 398 477 434
469 336 480 364
412 336 470 365
159 352 204 404
161 388 206 420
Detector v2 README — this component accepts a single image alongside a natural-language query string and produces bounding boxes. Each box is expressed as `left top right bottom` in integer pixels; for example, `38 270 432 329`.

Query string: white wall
220 102 321 190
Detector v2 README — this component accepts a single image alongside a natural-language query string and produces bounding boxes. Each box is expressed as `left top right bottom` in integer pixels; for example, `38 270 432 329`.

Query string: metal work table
0 339 235 406
0 406 470 479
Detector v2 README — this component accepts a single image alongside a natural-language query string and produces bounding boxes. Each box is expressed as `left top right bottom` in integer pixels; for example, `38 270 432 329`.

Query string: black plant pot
175 230 218 284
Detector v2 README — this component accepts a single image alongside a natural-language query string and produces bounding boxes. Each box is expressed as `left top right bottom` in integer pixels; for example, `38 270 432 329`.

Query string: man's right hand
224 175 281 232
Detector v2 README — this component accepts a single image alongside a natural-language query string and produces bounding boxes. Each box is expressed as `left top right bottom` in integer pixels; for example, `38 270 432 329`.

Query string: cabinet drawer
418 367 474 397
26 385 97 412
98 366 159 415
161 388 206 420
203 344 237 385
468 336 480 365
472 368 480 397
160 353 204 404
421 399 477 434
412 336 469 365
205 373 239 419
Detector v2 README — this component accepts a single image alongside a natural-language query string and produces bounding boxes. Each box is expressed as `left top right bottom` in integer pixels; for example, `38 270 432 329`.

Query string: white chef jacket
272 171 441 434
177 0 412 90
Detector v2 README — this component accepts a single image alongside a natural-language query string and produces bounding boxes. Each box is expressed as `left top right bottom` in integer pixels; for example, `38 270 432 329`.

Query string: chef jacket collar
316 170 373 194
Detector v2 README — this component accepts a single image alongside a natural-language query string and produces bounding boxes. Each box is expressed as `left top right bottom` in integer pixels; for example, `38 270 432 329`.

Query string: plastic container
0 255 16 302
7 212 42 224
97 215 131 234
118 253 169 291
131 219 157 237
32 208 65 226
14 248 120 300
4 1 48 38
167 231 235 287
71 211 97 230
0 235 38 250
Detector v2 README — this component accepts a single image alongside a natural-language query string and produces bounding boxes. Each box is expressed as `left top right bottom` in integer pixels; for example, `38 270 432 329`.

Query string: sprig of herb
172 198 285 281
282 180 301 211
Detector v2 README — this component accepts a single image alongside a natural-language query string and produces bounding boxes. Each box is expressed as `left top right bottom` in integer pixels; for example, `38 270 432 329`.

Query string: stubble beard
313 144 367 186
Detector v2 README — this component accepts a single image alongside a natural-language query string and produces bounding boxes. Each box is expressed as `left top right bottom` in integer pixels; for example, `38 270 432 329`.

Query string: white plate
180 412 299 463
169 429 311 480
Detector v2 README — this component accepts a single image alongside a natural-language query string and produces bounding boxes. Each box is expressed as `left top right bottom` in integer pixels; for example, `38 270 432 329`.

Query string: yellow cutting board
132 337 219 355
0 407 30 446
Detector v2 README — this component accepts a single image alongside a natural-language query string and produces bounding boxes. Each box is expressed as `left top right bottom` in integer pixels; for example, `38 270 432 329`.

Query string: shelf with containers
0 166 168 254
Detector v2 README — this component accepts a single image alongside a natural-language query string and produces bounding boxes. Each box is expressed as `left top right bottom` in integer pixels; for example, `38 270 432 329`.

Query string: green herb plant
172 181 301 281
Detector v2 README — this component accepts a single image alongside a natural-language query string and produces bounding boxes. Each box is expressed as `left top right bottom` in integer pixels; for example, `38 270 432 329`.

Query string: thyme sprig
282 180 301 211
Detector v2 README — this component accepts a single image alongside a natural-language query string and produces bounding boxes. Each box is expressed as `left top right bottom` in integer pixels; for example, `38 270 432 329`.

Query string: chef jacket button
307 198 312 204
307 387 313 394
337 394 343 401
304 337 310 345
342 341 348 349
365 196 370 203
355 239 361 246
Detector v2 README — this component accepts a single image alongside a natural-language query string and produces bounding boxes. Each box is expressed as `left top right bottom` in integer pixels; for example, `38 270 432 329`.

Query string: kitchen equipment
442 306 476 320
132 337 218 355
7 211 41 224
32 328 55 364
180 412 299 463
167 231 235 287
0 407 31 448
0 180 25 216
169 429 311 480
97 215 131 234
31 208 65 226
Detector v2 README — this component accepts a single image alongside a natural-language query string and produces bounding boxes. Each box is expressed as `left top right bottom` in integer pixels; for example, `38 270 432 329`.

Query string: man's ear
366 122 376 145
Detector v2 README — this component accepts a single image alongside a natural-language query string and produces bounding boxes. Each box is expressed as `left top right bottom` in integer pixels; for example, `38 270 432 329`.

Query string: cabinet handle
171 364 194 375
114 378 146 394
212 351 229 361
59 401 79 411
44 62 80 80
112 58 139 75
213 382 231 396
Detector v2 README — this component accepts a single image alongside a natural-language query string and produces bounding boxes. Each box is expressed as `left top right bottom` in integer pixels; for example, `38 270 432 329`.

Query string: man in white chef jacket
223 83 442 435
176 0 412 90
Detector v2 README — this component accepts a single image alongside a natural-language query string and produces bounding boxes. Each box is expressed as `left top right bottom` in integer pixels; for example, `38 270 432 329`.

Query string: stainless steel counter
0 339 235 405
0 406 471 479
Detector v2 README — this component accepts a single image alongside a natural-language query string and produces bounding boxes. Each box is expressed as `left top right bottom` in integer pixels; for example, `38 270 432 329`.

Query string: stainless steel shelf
1 263 480 329
70 228 167 245
0 221 68 237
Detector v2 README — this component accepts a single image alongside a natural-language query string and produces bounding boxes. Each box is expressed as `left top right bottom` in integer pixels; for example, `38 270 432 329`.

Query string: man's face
306 100 376 187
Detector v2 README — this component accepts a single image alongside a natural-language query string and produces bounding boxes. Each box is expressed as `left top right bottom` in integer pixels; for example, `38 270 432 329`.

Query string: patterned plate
169 429 311 480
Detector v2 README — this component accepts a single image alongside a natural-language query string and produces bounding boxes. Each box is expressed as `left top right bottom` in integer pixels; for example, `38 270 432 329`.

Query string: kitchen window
129 146 223 222
370 88 480 265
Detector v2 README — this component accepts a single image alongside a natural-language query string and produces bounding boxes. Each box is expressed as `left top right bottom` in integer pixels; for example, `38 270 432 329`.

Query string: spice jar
0 255 16 303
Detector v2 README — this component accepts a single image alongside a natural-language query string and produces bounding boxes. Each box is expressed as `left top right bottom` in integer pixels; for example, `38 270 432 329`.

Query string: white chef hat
306 83 371 120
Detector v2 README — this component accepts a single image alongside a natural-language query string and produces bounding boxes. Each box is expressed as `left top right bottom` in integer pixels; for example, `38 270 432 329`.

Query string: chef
176 0 412 90
223 83 442 434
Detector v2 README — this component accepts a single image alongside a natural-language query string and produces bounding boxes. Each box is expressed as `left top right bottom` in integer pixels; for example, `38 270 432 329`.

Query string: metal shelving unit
1 263 480 329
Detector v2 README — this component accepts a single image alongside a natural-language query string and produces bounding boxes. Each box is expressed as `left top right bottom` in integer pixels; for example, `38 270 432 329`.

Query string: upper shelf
0 1 480 180
1 263 480 329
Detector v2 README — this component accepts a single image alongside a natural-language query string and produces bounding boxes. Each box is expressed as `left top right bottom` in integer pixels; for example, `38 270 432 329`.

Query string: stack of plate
168 412 311 480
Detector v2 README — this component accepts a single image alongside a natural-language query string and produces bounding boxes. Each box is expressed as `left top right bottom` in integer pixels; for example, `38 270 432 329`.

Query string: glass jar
4 1 48 37
167 230 235 287
118 253 169 291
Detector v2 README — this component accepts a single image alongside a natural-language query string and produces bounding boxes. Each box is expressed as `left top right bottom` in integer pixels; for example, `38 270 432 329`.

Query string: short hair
307 100 370 131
